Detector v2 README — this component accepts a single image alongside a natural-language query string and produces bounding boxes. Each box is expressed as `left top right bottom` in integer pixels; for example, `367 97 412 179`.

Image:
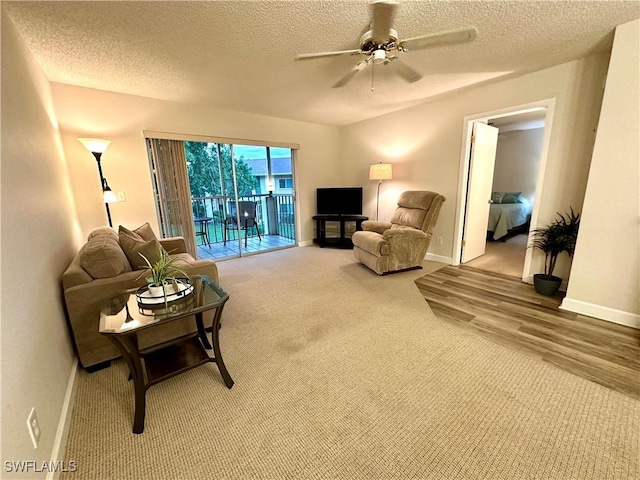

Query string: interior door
461 122 499 263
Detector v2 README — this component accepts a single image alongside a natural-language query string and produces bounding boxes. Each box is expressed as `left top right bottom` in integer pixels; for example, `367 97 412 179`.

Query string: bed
487 192 532 241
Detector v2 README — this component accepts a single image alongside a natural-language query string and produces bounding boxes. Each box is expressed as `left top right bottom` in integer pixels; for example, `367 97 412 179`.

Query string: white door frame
451 98 556 283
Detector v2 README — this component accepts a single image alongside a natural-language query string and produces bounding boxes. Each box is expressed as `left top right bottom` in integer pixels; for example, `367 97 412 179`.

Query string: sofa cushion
79 232 132 279
87 226 118 241
118 225 165 270
170 253 201 268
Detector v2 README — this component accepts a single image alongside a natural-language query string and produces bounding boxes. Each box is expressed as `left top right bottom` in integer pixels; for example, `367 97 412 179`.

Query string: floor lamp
78 138 118 227
369 163 393 220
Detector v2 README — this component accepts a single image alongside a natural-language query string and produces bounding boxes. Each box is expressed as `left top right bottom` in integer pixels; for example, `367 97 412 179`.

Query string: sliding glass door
149 137 297 260
229 145 296 257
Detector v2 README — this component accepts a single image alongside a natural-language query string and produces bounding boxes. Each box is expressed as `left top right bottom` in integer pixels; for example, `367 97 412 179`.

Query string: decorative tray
135 279 194 310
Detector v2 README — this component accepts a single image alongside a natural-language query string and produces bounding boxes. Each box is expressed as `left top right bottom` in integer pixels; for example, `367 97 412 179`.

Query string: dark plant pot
533 274 562 296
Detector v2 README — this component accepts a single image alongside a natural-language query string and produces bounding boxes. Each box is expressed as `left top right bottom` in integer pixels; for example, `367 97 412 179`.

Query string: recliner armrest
362 221 392 235
383 228 430 241
160 236 187 254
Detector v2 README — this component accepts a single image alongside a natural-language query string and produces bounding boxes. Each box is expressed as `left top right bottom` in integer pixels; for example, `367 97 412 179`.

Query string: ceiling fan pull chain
371 61 375 92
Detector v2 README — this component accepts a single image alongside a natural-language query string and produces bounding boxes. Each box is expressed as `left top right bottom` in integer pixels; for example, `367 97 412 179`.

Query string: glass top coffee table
99 275 233 434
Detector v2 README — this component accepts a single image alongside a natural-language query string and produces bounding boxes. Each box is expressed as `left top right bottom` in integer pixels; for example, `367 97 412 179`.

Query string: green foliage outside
185 142 259 216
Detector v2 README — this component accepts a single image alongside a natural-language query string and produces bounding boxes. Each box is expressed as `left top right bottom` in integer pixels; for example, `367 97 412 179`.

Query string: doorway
453 99 555 282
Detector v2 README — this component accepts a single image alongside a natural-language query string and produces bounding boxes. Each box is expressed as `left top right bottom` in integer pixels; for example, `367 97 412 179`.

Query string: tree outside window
185 142 259 217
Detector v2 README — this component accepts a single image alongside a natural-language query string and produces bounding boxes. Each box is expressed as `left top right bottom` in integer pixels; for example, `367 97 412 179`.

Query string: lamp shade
103 189 118 203
78 138 111 154
369 163 393 181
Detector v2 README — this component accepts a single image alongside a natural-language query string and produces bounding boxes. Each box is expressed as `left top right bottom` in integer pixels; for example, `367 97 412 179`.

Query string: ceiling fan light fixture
295 1 477 89
373 49 386 64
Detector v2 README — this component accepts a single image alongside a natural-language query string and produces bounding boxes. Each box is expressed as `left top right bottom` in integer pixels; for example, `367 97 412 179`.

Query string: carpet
465 233 528 278
61 246 639 479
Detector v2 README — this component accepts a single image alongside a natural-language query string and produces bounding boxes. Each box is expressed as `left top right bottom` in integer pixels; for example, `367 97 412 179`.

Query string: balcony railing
191 193 295 245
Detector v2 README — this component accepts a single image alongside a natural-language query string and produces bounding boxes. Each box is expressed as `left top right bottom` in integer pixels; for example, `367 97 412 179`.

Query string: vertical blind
147 138 197 257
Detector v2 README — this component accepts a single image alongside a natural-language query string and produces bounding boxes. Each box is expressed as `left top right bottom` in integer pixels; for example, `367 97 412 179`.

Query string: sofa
62 223 219 370
352 191 445 275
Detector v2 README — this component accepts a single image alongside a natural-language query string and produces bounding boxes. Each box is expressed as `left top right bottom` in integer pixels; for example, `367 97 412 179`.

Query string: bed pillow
502 192 522 204
491 192 506 204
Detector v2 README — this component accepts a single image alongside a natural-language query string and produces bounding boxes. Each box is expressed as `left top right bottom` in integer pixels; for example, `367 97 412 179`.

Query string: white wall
339 53 608 282
1 10 81 478
50 84 341 244
562 19 640 328
492 128 544 205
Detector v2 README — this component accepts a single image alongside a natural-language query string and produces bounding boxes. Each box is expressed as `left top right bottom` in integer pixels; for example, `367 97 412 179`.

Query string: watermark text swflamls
4 460 77 473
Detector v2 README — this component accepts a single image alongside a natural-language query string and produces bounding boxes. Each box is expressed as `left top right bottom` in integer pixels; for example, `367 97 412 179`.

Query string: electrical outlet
27 408 40 449
436 236 443 245
115 191 126 202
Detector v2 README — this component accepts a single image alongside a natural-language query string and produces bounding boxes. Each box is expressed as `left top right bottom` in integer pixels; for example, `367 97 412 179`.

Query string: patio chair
223 201 262 247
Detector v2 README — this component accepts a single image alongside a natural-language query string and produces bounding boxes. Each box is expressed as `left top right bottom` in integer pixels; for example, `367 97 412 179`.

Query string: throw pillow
502 192 522 204
491 192 505 204
118 225 165 270
80 233 132 279
133 222 158 242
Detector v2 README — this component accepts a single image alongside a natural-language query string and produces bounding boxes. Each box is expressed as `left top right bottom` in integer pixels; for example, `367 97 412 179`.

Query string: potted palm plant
529 208 580 296
138 246 189 298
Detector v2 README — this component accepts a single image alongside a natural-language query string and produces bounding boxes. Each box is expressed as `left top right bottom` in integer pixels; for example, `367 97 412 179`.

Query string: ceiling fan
295 0 477 90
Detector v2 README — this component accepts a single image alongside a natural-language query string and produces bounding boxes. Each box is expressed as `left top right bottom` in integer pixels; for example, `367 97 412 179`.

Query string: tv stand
313 215 368 249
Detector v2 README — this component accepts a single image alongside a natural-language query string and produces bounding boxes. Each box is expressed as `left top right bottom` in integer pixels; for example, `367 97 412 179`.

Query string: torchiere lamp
78 137 117 227
369 162 393 220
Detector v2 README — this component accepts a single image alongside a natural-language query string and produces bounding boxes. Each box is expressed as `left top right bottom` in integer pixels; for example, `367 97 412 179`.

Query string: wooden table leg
211 307 234 389
196 312 212 349
108 334 147 434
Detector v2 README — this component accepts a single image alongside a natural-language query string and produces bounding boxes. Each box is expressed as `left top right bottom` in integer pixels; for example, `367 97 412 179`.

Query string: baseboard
298 240 314 247
560 298 640 329
48 357 79 480
425 253 454 265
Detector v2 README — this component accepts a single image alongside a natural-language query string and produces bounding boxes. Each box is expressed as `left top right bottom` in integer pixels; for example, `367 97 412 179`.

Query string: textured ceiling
4 1 639 126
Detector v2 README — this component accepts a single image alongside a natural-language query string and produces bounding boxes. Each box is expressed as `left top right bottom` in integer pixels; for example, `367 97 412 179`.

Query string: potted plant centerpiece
529 208 580 296
138 246 190 299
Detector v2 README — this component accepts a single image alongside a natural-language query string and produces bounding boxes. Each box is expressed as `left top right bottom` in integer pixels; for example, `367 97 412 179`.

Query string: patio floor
196 234 295 260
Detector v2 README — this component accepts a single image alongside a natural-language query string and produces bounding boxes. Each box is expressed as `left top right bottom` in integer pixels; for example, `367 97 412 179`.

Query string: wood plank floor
415 265 640 400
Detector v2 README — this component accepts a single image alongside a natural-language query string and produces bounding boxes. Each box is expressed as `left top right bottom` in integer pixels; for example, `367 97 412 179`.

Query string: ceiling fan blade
399 27 478 51
371 1 398 43
295 49 362 61
392 58 422 83
332 61 369 88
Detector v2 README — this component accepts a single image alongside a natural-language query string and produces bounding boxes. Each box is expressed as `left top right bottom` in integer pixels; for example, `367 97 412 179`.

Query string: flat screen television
316 187 363 216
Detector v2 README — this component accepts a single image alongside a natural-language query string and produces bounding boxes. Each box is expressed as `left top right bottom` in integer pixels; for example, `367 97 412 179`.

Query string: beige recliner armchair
352 191 445 275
